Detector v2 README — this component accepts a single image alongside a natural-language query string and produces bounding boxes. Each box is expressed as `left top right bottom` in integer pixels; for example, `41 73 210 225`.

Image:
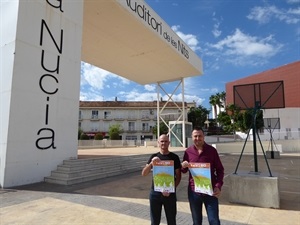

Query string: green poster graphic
189 163 213 195
153 160 175 193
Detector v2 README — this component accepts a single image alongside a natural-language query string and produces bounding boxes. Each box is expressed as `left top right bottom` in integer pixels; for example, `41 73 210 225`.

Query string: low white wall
212 140 299 154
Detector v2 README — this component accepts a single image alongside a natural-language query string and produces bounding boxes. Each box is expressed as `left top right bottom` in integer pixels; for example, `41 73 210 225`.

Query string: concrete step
56 157 146 172
50 162 144 179
45 167 141 185
44 151 185 185
44 154 152 185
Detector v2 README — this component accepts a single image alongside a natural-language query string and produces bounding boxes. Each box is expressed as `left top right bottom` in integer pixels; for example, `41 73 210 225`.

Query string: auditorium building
225 61 300 147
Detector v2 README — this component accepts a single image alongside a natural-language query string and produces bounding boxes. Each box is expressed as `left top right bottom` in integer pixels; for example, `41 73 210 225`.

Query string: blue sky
80 0 300 109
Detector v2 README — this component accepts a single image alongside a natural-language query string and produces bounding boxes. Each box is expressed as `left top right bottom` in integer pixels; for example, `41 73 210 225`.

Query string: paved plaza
0 147 299 225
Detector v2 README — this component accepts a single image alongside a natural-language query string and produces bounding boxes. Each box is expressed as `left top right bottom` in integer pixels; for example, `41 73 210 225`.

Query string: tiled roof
79 101 187 108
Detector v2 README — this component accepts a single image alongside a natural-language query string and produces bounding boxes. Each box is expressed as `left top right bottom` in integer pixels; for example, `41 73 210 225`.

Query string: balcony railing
90 115 99 120
114 117 124 121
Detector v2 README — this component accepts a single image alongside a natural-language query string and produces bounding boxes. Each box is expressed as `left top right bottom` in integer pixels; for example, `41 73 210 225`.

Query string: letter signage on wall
119 0 190 59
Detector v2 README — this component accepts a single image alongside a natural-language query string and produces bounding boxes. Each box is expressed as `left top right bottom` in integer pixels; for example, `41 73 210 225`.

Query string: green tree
216 111 232 133
110 132 120 140
217 103 264 134
108 124 122 140
240 109 264 133
187 105 210 128
152 121 169 138
217 103 242 134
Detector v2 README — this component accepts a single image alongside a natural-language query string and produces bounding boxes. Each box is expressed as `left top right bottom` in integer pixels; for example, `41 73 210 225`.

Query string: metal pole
181 78 186 148
253 103 259 173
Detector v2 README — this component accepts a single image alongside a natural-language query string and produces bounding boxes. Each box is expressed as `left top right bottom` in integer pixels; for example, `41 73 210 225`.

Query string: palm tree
218 91 226 109
210 92 226 119
209 94 218 119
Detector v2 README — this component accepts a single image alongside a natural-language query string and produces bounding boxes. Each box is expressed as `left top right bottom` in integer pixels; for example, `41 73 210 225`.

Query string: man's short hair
193 127 204 132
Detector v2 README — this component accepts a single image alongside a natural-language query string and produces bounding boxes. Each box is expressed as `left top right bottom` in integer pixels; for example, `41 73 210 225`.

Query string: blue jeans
188 187 220 225
149 190 177 225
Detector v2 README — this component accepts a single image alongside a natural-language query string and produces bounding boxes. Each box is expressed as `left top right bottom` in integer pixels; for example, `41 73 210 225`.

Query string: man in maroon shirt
182 127 224 225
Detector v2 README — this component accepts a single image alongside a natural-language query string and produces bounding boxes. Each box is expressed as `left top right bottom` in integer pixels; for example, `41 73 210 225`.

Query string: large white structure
0 1 202 187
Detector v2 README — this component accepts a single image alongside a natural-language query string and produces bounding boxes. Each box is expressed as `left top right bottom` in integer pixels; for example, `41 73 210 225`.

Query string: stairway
44 154 152 185
45 151 184 185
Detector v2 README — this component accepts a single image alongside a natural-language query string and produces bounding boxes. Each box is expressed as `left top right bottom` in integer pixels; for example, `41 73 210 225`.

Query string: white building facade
79 101 195 141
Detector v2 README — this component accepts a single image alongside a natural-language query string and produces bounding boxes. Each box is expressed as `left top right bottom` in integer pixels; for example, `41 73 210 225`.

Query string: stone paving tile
0 148 299 225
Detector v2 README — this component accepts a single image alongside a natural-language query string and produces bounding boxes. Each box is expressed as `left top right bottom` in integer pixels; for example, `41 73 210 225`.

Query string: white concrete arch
0 0 202 187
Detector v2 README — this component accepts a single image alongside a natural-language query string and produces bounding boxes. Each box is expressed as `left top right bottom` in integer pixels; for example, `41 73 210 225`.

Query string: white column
0 0 83 187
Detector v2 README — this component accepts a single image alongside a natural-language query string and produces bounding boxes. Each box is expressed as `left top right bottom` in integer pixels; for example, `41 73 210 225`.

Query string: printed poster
153 160 175 193
189 163 213 195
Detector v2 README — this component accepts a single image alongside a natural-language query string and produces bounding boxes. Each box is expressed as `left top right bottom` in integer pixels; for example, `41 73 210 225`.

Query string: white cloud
110 74 131 85
117 89 204 106
119 90 157 101
144 84 156 91
81 62 131 90
212 16 222 38
171 25 201 51
247 5 300 24
81 62 111 90
287 0 300 4
209 29 282 64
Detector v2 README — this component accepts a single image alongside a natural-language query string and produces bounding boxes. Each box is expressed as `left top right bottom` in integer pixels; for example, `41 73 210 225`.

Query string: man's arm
141 162 152 176
141 156 159 176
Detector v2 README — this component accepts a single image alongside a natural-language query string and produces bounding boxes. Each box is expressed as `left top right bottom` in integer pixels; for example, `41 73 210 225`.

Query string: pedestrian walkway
0 146 299 225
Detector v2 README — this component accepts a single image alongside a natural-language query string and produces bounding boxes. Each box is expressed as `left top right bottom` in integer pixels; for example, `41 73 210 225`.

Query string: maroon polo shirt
182 142 224 192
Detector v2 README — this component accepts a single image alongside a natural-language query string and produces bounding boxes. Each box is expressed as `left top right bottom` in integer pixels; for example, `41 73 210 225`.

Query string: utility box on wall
169 121 192 147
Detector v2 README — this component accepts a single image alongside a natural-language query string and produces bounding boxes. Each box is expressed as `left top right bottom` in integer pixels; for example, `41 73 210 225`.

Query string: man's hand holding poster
153 160 175 193
189 163 213 195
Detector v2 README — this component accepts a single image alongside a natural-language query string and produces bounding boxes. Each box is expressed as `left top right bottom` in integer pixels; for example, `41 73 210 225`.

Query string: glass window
142 123 149 131
128 122 135 131
104 111 111 119
92 110 98 119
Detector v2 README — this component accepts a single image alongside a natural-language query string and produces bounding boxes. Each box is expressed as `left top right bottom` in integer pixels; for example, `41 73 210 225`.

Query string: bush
80 133 89 140
94 133 103 140
78 128 83 140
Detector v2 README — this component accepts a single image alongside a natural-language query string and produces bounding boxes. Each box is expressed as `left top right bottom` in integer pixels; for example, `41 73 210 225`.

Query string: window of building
104 111 111 119
92 110 98 119
128 122 135 131
142 123 149 131
79 111 82 119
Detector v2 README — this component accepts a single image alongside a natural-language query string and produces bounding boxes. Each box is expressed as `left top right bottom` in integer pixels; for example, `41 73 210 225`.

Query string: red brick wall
226 61 300 108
